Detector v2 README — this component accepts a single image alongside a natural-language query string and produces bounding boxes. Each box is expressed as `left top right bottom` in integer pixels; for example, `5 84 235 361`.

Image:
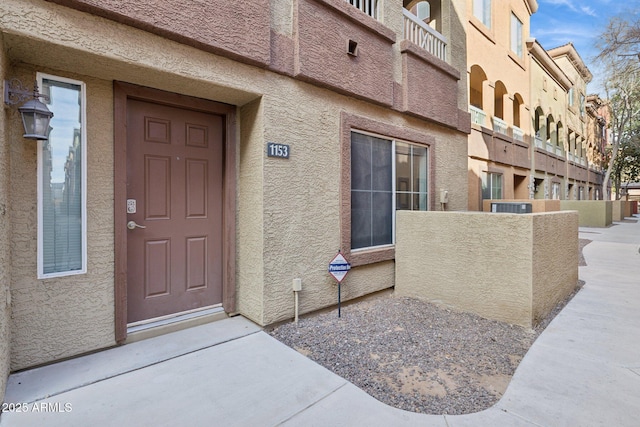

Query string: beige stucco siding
1 0 470 369
236 98 266 325
257 78 467 325
9 68 116 370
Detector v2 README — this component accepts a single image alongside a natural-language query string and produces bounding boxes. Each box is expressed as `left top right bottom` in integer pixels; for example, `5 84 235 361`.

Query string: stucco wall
560 200 612 227
8 67 116 370
531 212 579 324
611 200 633 222
0 33 11 402
395 211 578 328
236 98 266 325
1 0 470 359
255 77 466 325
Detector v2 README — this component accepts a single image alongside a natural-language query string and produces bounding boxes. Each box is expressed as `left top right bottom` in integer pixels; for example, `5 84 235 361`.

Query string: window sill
469 17 495 44
347 245 395 267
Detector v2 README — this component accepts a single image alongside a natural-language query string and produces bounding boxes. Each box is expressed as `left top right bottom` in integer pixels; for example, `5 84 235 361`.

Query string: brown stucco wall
8 67 116 370
395 211 578 328
0 32 11 402
295 0 395 107
47 0 272 67
399 40 461 128
560 200 612 227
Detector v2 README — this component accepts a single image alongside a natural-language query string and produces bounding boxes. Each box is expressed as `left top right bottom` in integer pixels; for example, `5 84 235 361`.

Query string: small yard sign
329 251 351 318
328 252 351 283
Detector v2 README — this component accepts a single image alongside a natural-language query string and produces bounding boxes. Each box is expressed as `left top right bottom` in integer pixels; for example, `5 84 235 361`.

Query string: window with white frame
350 131 429 250
473 0 491 28
37 74 87 278
481 172 502 199
510 13 523 57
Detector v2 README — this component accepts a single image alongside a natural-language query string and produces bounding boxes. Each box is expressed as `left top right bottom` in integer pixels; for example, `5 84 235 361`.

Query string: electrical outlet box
440 189 449 204
292 278 302 292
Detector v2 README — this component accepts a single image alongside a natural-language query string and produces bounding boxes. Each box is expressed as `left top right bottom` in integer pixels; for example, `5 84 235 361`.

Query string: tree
610 133 640 197
596 15 640 199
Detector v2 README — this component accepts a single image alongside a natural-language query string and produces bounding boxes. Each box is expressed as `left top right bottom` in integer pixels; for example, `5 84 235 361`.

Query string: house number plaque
267 142 290 159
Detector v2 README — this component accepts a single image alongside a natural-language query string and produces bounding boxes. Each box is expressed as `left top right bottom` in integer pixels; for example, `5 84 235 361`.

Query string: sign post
328 250 351 318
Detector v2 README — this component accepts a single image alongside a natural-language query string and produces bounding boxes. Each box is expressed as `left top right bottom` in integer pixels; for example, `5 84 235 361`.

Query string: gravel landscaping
268 239 591 415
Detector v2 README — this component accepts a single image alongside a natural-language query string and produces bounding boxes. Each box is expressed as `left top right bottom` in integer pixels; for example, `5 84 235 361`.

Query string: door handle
127 220 146 230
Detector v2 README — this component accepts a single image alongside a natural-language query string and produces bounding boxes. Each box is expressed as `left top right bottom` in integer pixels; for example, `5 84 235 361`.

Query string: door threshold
125 306 227 344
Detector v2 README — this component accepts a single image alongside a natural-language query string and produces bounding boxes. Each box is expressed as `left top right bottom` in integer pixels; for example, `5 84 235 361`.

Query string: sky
530 0 640 94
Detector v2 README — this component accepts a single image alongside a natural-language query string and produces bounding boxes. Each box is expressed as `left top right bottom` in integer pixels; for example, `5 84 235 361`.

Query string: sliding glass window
37 73 87 278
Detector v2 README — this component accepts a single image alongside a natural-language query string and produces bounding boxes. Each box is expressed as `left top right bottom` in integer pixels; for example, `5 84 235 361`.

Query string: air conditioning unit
490 202 532 214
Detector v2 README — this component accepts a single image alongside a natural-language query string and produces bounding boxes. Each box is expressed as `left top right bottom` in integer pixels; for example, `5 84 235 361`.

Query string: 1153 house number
267 142 290 159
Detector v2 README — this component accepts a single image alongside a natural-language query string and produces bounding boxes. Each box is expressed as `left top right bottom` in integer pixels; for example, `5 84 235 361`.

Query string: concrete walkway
1 217 639 426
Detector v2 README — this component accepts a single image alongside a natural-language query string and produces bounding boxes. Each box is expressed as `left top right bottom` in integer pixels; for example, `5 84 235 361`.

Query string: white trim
37 73 87 279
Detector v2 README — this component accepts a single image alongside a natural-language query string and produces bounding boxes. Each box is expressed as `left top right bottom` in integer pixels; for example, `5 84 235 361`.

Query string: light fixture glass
4 79 54 140
18 97 54 140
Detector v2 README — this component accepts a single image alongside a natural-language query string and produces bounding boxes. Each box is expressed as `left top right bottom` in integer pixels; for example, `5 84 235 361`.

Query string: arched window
469 65 487 109
512 93 523 128
404 0 441 31
557 122 564 153
494 81 507 120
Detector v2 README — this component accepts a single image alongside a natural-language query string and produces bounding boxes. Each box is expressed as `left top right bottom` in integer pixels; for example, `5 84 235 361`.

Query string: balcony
512 126 524 142
469 105 486 127
345 0 378 19
535 135 544 149
492 117 508 136
555 146 563 156
546 141 554 153
402 9 447 62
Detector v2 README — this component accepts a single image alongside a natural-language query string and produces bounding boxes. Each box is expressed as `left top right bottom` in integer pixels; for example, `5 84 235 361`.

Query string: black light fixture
4 78 54 140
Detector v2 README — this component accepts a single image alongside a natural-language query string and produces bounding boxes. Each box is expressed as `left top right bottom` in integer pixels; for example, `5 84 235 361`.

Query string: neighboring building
465 0 538 210
528 38 573 200
0 0 471 390
464 0 606 210
546 43 604 200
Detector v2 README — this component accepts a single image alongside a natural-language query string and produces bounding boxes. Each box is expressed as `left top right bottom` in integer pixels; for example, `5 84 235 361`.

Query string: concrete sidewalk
1 217 639 426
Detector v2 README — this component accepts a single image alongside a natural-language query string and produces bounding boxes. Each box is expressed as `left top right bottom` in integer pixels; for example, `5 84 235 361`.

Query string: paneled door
126 99 223 323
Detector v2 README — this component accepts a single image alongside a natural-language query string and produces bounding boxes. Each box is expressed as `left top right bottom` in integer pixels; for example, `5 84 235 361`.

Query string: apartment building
0 0 471 390
545 43 605 200
465 1 605 209
465 0 538 210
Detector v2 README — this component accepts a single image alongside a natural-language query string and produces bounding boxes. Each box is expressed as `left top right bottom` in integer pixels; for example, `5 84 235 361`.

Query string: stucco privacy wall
395 211 579 328
0 33 11 402
8 66 116 371
611 200 632 222
560 200 612 227
531 211 579 324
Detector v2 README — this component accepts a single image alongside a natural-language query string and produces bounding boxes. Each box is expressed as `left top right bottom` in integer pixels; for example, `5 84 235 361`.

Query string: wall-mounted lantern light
4 78 54 140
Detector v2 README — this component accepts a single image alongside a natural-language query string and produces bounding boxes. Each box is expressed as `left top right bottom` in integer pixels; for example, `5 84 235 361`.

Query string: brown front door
126 99 224 323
